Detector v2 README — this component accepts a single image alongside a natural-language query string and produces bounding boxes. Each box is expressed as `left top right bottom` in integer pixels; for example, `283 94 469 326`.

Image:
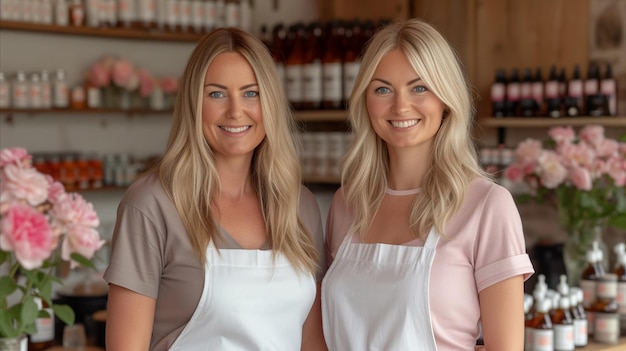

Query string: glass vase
0 335 27 351
562 223 608 287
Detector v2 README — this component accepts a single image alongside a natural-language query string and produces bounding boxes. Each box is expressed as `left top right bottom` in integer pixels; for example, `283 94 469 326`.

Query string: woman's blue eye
244 91 259 98
413 86 427 93
208 91 225 98
374 87 391 94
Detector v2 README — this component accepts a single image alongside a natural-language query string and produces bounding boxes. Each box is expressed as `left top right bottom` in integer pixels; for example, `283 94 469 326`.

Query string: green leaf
70 253 96 270
19 295 39 331
0 276 17 301
609 215 626 230
0 250 8 265
53 304 75 326
0 304 19 338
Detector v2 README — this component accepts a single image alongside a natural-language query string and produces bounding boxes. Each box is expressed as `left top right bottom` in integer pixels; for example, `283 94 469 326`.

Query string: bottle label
506 83 520 101
323 62 342 103
617 282 626 314
597 280 617 299
594 313 619 343
302 63 323 103
584 80 599 96
342 61 360 101
531 329 554 351
587 311 595 334
490 83 505 102
545 81 559 98
568 80 583 98
553 324 574 350
285 65 303 103
573 318 588 346
580 279 596 307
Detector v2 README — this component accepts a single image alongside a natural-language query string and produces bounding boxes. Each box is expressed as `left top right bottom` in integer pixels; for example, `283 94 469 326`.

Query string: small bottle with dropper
581 240 607 336
612 242 626 336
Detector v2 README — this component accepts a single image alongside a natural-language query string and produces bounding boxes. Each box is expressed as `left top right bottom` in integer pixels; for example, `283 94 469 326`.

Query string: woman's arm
479 275 525 350
301 282 328 351
106 284 156 351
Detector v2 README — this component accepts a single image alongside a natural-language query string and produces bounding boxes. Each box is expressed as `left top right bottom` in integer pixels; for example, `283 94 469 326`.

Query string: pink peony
569 166 592 191
0 203 55 270
514 138 543 165
595 139 619 158
112 59 137 89
161 75 179 94
89 61 111 88
504 164 525 182
0 147 32 168
51 193 100 230
548 126 575 145
1 164 49 206
46 176 67 205
579 124 605 146
537 151 568 188
62 225 105 268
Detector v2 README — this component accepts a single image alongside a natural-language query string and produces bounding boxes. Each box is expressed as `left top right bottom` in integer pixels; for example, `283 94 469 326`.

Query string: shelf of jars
0 108 174 119
293 109 347 122
480 116 626 128
0 20 203 42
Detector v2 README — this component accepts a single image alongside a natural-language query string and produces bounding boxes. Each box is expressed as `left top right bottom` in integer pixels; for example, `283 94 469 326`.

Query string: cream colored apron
322 228 440 350
169 242 316 350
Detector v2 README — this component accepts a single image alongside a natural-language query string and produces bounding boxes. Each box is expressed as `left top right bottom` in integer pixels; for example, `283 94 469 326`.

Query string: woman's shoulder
467 177 514 200
120 171 170 209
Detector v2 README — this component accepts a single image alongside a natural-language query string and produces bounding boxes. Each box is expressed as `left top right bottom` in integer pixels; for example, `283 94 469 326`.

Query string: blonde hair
157 28 318 275
342 18 488 238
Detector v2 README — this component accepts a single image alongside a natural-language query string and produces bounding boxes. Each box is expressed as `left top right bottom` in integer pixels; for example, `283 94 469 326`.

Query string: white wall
0 0 338 241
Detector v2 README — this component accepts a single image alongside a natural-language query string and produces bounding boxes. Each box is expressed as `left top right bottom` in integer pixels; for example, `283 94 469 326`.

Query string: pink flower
138 69 155 98
595 139 619 158
89 61 111 88
51 193 100 230
46 176 67 205
607 155 626 186
0 203 55 270
548 126 575 145
514 138 543 165
537 151 568 188
161 75 179 95
112 59 137 90
504 164 525 182
0 147 32 167
62 225 105 268
1 164 49 206
569 166 592 191
579 124 605 146
558 142 595 168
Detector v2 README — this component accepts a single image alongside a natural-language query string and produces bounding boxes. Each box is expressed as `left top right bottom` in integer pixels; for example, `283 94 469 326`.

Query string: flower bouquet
0 147 105 341
504 125 626 285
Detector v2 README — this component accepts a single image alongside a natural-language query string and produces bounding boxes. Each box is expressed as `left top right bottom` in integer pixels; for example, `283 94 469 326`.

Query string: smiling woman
103 28 328 351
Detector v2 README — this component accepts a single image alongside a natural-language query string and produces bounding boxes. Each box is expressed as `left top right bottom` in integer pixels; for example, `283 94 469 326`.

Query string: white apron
169 242 316 350
322 227 440 351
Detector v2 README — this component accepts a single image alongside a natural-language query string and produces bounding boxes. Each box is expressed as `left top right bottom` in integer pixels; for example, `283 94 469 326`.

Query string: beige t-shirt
103 172 326 350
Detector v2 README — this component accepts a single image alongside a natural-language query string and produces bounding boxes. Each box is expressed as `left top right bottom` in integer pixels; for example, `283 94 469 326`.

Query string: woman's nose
392 92 411 114
226 96 243 118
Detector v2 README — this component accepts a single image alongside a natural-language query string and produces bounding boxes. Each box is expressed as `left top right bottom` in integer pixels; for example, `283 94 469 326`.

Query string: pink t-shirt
325 177 534 350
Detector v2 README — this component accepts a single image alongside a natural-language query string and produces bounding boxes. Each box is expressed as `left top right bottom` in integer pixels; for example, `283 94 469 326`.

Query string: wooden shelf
294 110 347 122
480 116 626 128
0 108 173 116
0 20 203 42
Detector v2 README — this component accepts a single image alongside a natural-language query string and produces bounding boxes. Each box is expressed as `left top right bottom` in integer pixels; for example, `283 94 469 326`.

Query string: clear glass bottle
28 72 42 109
53 69 69 108
12 70 29 109
40 70 52 109
569 287 588 347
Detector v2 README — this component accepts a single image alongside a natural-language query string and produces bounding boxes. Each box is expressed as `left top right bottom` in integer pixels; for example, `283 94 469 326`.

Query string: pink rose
569 166 592 191
537 151 568 188
0 203 55 269
1 164 49 206
548 126 575 145
161 75 179 94
514 138 543 165
62 225 105 268
595 139 619 158
607 156 626 186
112 59 136 89
51 193 100 230
579 124 605 146
504 164 525 182
89 62 111 88
46 176 67 205
0 147 32 167
558 142 595 168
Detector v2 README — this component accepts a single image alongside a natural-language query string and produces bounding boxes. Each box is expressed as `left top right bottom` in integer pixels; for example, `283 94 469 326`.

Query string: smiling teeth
391 120 418 128
221 126 250 133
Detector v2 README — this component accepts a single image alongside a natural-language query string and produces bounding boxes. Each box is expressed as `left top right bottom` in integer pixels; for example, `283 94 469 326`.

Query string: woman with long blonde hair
105 28 327 351
322 18 534 350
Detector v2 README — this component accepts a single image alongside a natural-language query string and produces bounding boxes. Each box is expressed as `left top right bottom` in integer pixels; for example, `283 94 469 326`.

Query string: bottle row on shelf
31 151 157 191
491 62 618 119
525 242 626 350
300 131 352 182
0 0 253 35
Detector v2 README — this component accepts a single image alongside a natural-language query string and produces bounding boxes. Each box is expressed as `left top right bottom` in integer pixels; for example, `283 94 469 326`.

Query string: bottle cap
559 295 570 310
557 274 569 296
537 298 551 313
